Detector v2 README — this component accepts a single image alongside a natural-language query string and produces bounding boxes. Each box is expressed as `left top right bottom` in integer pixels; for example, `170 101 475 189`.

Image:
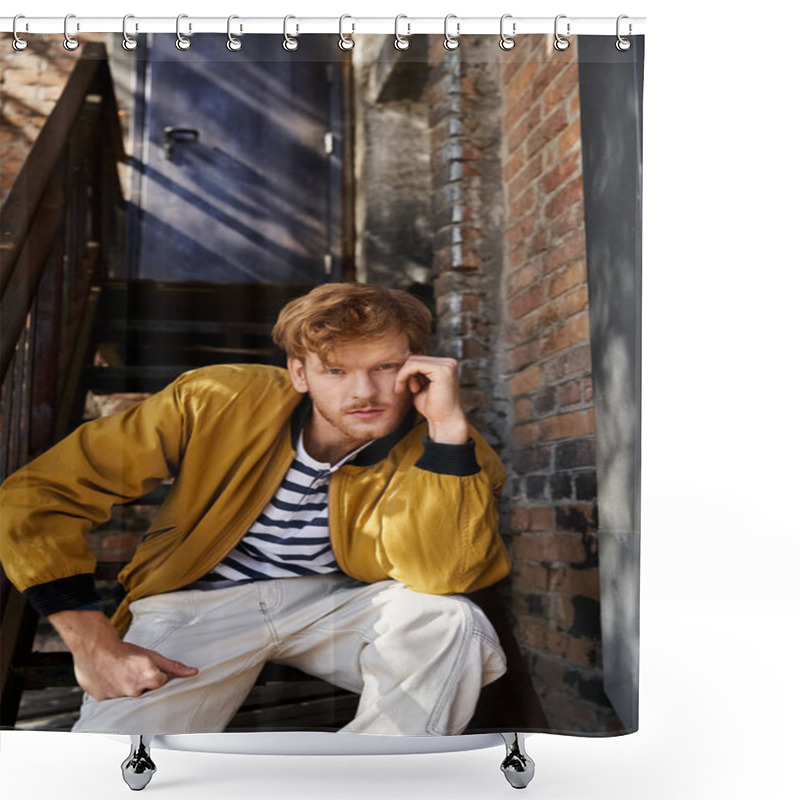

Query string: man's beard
311 392 413 447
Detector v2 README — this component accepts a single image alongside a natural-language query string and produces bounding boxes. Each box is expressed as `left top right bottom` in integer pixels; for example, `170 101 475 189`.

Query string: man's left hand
394 355 469 444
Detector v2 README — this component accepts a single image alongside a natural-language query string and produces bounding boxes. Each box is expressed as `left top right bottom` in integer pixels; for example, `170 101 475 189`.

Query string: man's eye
376 364 398 371
327 369 344 375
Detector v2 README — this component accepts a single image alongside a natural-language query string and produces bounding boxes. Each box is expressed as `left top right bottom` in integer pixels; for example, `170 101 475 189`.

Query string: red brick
545 176 584 221
505 60 540 108
548 262 584 299
513 396 534 422
562 285 589 318
544 62 580 115
503 148 526 184
545 627 571 658
507 262 543 298
516 618 549 649
510 364 542 395
558 379 583 407
550 203 584 240
503 57 524 84
530 506 556 530
509 283 545 320
510 186 535 221
530 59 569 102
512 422 537 447
566 636 600 668
512 562 550 593
504 95 533 135
508 153 544 200
541 150 582 196
543 229 586 275
507 106 542 155
509 242 527 269
507 213 536 248
538 410 592 441
540 313 590 358
551 595 576 629
547 565 601 600
525 106 569 160
508 338 543 371
462 337 489 358
558 118 582 155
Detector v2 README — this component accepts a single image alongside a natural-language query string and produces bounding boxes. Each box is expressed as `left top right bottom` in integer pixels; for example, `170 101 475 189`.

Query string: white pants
72 574 507 736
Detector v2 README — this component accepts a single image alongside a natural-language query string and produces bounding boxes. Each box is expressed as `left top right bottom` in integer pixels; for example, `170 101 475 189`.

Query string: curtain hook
499 14 516 51
339 14 355 51
283 15 299 51
394 15 411 51
176 14 191 50
122 14 138 51
12 15 29 51
227 15 242 51
554 14 571 51
616 14 632 51
63 13 79 51
443 14 460 51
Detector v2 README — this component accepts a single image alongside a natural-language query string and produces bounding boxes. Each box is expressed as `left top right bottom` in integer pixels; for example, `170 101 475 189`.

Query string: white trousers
72 574 507 736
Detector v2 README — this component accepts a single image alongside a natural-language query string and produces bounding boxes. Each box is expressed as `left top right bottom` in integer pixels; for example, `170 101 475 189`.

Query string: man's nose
351 371 378 399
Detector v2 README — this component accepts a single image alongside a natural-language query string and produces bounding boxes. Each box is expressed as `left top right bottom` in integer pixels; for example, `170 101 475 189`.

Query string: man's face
287 331 416 453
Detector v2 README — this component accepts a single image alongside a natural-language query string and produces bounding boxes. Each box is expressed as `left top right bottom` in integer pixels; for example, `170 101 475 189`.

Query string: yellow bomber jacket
0 364 510 634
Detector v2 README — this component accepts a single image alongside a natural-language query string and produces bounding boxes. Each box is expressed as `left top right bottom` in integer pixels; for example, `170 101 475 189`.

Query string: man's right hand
48 609 198 701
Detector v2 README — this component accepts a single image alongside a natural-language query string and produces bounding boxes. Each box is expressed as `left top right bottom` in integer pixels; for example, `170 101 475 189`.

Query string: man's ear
287 357 308 393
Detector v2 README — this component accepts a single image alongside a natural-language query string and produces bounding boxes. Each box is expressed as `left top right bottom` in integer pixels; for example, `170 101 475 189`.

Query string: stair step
95 280 315 324
99 318 275 336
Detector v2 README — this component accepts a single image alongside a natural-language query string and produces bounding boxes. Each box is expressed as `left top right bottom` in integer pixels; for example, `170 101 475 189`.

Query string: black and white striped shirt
193 432 373 587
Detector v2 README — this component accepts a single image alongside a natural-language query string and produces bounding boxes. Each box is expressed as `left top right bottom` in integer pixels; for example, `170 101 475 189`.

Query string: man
0 283 510 735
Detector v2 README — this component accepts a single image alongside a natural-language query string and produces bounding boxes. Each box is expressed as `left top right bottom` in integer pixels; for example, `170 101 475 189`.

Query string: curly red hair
272 283 432 361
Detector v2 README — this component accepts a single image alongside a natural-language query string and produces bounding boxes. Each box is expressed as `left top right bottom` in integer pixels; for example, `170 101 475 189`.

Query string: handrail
0 42 125 467
0 42 126 726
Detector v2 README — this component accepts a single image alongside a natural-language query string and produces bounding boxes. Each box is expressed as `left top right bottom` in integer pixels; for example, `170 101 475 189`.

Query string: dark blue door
129 34 343 283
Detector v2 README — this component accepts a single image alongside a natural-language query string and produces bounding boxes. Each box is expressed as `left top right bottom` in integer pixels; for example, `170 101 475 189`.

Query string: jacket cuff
23 574 101 617
415 437 481 477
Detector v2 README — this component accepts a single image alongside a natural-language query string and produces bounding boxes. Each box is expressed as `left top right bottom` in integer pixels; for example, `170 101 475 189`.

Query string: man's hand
394 355 469 444
49 609 198 701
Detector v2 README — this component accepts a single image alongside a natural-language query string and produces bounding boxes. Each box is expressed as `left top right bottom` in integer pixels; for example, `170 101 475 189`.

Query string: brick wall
0 33 134 206
0 35 103 202
500 36 618 732
426 35 508 449
425 34 618 732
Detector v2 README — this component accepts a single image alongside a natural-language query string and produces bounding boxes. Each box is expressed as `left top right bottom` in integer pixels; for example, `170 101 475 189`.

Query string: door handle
162 127 200 160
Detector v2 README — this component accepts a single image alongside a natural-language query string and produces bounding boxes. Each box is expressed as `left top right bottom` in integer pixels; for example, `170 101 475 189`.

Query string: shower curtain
0 26 643 740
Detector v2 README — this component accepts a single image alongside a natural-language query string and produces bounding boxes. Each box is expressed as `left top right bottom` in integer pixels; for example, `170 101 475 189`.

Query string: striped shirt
192 432 373 588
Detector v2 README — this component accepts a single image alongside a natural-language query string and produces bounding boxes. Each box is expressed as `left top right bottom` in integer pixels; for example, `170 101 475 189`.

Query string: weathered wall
0 33 136 205
499 35 617 732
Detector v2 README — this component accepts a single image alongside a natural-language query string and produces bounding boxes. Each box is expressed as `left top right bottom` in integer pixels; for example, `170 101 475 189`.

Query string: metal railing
0 41 126 725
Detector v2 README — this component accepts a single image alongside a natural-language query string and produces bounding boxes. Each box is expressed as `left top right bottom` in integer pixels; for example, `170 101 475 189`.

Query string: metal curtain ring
63 13 79 51
394 15 411 51
283 15 299 51
499 14 515 51
616 14 632 51
176 14 191 50
122 14 138 51
443 14 460 51
227 15 242 51
554 14 571 51
339 14 355 51
12 15 29 51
